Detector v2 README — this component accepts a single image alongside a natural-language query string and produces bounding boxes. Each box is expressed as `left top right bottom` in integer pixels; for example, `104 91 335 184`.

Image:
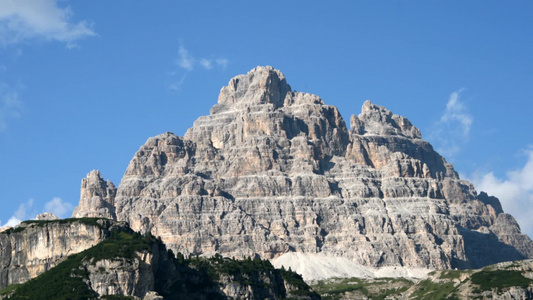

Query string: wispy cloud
216 58 228 69
0 198 35 228
177 45 195 71
1 216 21 228
15 198 34 220
169 74 187 91
441 89 473 137
0 197 74 229
429 89 473 157
44 197 73 218
174 44 228 72
200 58 212 70
169 44 228 91
470 149 533 238
0 0 96 48
0 84 23 131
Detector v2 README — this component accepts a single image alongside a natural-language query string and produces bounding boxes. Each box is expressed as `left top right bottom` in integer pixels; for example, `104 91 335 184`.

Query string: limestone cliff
0 218 126 289
1 226 319 300
75 66 533 271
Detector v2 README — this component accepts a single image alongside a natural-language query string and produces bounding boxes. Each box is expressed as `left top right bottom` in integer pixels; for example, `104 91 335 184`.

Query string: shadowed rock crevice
455 226 527 269
478 191 504 215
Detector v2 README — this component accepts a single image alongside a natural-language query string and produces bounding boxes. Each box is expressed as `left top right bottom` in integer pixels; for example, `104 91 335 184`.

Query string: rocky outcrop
72 170 117 219
0 218 126 289
84 254 155 298
35 212 58 220
87 66 532 271
408 259 533 299
2 225 319 300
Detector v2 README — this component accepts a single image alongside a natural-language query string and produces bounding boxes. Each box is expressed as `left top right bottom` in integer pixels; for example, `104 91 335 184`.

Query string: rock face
35 212 58 220
72 170 117 219
1 224 318 300
84 254 156 298
0 218 126 289
82 66 532 270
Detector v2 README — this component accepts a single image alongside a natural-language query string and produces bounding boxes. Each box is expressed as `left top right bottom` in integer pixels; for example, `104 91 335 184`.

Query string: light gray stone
72 170 117 219
90 66 533 270
0 219 126 289
35 212 58 220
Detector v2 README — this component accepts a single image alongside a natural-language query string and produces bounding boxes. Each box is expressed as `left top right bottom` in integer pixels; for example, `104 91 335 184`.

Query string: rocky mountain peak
72 170 117 219
350 100 422 139
80 66 533 273
185 66 347 160
214 66 292 113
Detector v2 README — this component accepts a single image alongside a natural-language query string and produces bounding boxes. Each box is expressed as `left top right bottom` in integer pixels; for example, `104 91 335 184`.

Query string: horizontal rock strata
0 218 127 289
74 66 533 271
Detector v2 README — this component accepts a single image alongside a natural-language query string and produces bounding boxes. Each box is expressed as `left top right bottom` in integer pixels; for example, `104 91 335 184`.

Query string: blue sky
1 1 532 237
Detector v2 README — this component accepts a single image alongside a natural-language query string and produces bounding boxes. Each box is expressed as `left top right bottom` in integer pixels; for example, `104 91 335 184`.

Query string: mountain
72 66 533 273
0 218 318 300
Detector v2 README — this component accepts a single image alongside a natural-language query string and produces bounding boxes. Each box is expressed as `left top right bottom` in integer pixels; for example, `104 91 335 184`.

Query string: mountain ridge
72 66 533 272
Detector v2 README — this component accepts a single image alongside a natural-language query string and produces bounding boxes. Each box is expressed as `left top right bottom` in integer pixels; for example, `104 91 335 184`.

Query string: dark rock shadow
453 226 527 269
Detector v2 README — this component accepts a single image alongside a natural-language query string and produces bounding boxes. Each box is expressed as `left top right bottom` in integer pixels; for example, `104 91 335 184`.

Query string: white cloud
200 58 212 70
177 45 195 71
44 197 73 218
0 0 96 48
170 44 228 90
441 89 473 137
0 86 22 131
470 149 533 238
15 198 34 220
168 74 186 91
174 44 228 72
0 198 34 228
429 89 473 157
216 58 228 69
3 216 22 227
0 197 74 229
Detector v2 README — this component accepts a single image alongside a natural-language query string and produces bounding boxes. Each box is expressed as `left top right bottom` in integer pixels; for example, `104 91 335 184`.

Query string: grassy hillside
311 260 533 299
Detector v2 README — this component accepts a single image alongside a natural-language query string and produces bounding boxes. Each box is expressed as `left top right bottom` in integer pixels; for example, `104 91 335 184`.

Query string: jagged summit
214 66 292 111
72 170 116 219
73 66 533 273
353 100 422 139
35 212 58 220
213 67 419 139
